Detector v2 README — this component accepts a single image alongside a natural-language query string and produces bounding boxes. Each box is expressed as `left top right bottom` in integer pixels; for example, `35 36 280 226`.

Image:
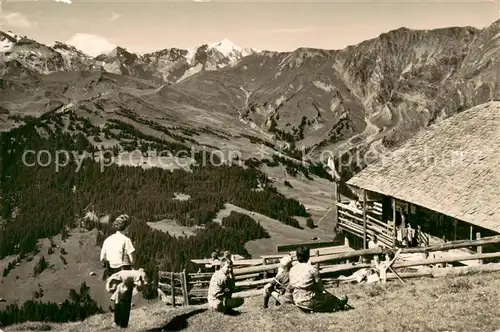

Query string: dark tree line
0 282 103 328
269 115 309 143
221 211 270 240
32 256 49 277
2 256 21 277
269 154 333 181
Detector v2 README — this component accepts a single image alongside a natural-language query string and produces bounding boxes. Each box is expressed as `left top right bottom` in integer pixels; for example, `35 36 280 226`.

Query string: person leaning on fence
262 255 293 308
288 246 348 313
207 258 244 313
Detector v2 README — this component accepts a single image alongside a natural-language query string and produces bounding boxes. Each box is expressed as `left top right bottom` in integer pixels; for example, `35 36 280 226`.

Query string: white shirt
100 231 135 268
368 240 381 249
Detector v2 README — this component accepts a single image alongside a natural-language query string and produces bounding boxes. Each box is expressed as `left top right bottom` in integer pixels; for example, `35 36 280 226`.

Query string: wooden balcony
337 201 394 248
337 201 433 249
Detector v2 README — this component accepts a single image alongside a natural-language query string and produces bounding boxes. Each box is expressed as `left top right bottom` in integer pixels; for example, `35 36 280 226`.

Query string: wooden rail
319 251 500 274
232 235 500 276
190 258 262 266
276 241 341 253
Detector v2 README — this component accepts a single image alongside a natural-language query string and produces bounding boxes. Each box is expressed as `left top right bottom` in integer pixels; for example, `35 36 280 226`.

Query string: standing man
100 214 136 274
100 214 136 328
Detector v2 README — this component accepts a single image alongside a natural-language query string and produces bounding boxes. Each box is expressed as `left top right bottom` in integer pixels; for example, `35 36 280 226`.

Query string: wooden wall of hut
381 195 392 223
338 181 357 200
344 232 364 250
415 206 453 240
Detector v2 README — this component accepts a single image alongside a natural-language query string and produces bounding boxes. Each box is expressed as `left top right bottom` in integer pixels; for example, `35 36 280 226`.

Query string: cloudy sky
0 0 498 56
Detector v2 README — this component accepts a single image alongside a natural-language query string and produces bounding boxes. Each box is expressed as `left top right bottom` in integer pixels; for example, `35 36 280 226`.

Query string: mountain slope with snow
0 32 259 84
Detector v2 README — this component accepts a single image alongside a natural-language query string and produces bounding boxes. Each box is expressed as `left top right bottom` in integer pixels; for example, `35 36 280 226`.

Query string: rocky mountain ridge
0 30 259 84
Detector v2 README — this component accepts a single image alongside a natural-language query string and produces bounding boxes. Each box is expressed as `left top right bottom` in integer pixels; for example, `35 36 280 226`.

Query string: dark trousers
114 286 133 328
104 265 133 328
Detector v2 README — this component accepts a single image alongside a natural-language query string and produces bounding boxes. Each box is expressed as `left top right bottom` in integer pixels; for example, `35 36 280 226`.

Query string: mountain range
1 20 499 175
0 31 258 84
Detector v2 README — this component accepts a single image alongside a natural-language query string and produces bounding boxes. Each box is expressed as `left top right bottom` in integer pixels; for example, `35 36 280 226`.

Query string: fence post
392 197 397 248
315 250 320 270
170 272 176 307
262 258 267 279
453 219 457 241
344 237 350 264
333 180 339 226
476 232 483 264
362 189 367 249
181 269 190 306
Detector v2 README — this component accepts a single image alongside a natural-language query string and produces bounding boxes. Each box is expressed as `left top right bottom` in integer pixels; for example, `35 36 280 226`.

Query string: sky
0 0 498 56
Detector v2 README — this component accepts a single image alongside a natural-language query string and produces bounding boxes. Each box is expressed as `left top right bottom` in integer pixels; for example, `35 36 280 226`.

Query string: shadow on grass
222 308 242 316
144 308 207 331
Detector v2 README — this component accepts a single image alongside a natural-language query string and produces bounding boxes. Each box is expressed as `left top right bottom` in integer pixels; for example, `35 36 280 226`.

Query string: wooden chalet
335 102 500 252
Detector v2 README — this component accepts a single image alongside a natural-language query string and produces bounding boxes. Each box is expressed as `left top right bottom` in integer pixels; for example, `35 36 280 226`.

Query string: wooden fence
158 235 500 306
157 270 190 306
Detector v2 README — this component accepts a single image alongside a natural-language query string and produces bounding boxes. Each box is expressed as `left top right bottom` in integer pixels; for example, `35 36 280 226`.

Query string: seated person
207 258 243 313
288 246 348 313
262 255 293 308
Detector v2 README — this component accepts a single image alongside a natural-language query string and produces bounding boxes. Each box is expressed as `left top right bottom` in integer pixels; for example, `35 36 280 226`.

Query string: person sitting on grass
288 246 349 313
207 258 244 313
262 255 293 308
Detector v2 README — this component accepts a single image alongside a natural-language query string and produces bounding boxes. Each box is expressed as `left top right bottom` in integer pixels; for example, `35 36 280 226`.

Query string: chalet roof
347 101 500 232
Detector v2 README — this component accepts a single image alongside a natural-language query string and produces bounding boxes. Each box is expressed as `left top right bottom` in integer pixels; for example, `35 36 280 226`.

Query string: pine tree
33 256 48 276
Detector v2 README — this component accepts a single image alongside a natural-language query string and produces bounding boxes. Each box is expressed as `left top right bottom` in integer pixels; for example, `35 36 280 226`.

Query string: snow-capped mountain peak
207 38 258 58
3 30 21 42
51 41 89 57
0 30 19 52
0 29 260 84
208 39 239 55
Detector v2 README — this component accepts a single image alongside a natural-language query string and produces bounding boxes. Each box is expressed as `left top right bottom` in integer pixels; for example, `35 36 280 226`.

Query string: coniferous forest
0 111 319 324
0 282 103 327
0 113 308 258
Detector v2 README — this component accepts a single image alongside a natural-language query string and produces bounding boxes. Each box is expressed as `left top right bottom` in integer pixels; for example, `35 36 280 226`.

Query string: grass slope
212 203 333 257
6 272 500 332
0 230 153 312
